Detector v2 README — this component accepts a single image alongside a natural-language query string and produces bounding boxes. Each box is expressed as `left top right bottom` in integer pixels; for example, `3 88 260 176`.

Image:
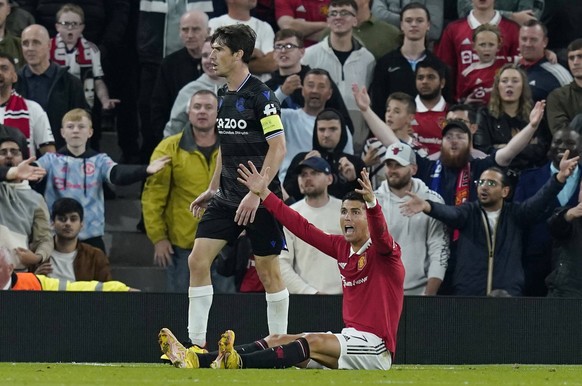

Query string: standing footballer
175 24 289 351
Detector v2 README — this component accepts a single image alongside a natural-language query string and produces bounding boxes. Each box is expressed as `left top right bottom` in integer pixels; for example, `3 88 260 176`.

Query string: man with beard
411 58 448 155
375 142 449 295
279 156 343 294
514 126 582 296
0 136 52 270
400 153 579 296
353 83 547 206
279 69 354 182
35 197 112 282
283 108 364 202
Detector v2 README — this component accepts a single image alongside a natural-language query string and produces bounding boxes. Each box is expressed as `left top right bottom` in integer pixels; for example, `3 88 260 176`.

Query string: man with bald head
16 24 86 149
150 10 209 145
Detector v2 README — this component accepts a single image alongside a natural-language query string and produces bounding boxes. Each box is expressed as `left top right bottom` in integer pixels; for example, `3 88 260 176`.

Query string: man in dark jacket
284 108 366 203
16 24 87 149
400 154 579 296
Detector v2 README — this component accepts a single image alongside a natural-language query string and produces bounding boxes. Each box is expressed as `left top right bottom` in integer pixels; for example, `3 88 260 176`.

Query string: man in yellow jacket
142 90 219 293
0 246 135 291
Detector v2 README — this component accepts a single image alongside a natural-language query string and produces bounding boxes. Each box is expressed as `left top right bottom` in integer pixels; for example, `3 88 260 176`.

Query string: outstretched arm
352 84 399 146
495 100 545 167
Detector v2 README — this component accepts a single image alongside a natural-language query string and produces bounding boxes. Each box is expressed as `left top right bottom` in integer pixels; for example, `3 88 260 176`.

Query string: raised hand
557 149 580 182
352 84 370 112
10 157 46 181
529 100 546 128
354 169 375 203
237 161 271 198
146 155 171 174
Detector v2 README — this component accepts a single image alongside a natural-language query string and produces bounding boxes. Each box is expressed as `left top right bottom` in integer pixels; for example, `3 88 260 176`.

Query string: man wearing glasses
400 151 579 296
302 0 375 154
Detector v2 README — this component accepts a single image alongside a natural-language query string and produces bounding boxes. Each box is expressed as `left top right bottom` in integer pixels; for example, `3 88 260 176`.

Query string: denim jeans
166 246 191 293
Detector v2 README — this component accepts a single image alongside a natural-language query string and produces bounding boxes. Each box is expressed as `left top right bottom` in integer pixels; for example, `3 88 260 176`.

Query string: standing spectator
411 58 448 155
0 52 54 157
279 156 343 294
458 0 544 25
371 3 451 118
372 0 445 42
458 23 503 105
436 0 520 101
150 10 208 139
163 38 225 138
142 90 219 293
16 24 87 149
209 0 277 80
475 63 548 171
514 126 582 296
302 0 375 154
0 0 24 68
275 0 329 47
400 156 578 296
50 3 119 149
518 19 572 103
279 69 354 182
283 108 364 202
35 108 169 252
187 25 289 349
547 39 582 135
546 183 582 298
375 142 449 295
34 197 112 282
0 136 52 270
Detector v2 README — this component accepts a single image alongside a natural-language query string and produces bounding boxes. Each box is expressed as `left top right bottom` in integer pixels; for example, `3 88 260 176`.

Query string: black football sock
235 339 269 353
197 353 218 368
240 338 310 369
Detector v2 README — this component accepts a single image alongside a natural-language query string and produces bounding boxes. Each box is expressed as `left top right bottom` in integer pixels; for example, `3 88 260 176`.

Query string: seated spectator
458 0 545 26
163 38 225 138
0 246 133 291
280 157 343 294
279 69 354 182
372 0 445 43
0 52 55 157
546 183 582 298
143 90 219 293
547 39 582 135
475 63 549 172
301 0 375 153
400 157 579 296
16 24 87 149
274 0 329 46
0 136 52 270
284 109 364 203
375 142 449 295
436 0 519 100
458 23 504 105
411 58 449 155
35 109 170 252
34 197 112 282
514 126 582 296
265 28 355 136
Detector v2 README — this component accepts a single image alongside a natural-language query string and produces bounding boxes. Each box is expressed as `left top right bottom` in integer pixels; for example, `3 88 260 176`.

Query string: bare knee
303 333 326 352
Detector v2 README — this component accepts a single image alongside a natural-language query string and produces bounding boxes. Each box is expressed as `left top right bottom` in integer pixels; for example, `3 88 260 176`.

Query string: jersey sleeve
255 88 284 140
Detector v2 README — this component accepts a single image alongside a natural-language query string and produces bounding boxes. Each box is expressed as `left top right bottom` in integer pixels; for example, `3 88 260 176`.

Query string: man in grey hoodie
375 142 449 295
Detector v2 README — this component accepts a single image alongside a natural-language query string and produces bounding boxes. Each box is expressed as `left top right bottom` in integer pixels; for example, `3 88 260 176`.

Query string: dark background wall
1 293 581 364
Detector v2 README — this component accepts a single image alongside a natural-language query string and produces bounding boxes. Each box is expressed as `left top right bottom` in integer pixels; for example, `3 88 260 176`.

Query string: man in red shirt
436 0 519 99
159 167 404 370
275 0 330 46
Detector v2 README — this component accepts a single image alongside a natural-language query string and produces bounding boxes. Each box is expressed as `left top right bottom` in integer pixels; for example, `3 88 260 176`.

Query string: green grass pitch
1 363 582 386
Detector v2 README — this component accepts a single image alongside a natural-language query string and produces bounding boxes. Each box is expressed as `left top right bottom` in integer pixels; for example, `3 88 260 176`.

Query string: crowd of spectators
2 0 582 298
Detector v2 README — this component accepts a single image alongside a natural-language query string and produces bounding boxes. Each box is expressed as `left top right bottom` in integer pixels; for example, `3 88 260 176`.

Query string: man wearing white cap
375 143 449 295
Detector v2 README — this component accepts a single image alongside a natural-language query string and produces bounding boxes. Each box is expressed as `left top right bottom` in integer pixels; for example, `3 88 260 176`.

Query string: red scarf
50 34 93 66
453 163 471 241
4 90 30 139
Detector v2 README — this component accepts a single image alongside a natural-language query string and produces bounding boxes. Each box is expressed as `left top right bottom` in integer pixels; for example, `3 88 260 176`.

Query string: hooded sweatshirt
375 177 449 294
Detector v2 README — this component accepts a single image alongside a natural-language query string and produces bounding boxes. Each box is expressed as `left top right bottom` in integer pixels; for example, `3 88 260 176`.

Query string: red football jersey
411 97 448 155
458 59 505 105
